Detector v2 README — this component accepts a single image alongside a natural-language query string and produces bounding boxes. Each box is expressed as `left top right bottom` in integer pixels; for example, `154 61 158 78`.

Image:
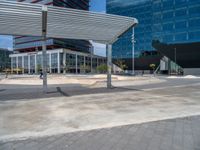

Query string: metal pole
132 27 135 75
16 56 18 74
75 54 78 74
57 52 60 73
106 44 112 89
90 46 93 73
174 47 177 64
49 53 52 74
84 56 86 73
28 55 30 74
174 47 177 74
22 56 24 74
42 6 48 93
63 51 66 74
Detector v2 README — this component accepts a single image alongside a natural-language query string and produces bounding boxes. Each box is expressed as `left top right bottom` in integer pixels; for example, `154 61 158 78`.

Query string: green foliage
149 63 156 70
37 64 42 73
97 64 107 73
64 60 70 72
79 65 91 73
115 59 127 71
85 65 91 73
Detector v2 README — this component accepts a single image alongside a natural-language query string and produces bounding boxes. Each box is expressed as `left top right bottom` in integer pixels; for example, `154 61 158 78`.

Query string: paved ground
1 75 200 149
1 115 200 150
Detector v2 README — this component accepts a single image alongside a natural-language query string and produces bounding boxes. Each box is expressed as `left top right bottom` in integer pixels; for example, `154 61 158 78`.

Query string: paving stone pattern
1 115 200 150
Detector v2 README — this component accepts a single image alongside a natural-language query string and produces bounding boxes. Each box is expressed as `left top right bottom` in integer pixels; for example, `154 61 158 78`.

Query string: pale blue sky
0 0 106 55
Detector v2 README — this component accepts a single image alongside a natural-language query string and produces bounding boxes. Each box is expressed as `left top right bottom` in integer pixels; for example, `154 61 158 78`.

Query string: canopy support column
106 44 112 89
42 6 48 93
132 27 135 75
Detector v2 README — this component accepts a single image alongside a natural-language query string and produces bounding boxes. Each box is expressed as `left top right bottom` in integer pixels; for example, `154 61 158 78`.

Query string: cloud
0 35 13 50
91 41 106 57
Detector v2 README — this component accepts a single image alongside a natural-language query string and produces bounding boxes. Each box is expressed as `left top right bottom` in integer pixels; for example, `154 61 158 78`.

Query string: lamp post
131 27 136 75
174 47 177 64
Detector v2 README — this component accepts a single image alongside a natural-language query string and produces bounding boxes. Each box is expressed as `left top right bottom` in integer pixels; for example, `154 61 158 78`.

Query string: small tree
115 59 127 72
80 65 85 73
97 64 107 73
85 65 91 73
37 64 42 73
64 60 70 73
149 63 156 75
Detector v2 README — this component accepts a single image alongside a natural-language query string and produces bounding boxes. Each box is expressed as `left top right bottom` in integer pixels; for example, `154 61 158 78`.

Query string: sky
90 0 106 56
0 0 106 56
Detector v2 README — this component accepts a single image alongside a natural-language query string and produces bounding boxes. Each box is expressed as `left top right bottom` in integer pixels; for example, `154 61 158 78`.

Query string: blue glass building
107 0 200 70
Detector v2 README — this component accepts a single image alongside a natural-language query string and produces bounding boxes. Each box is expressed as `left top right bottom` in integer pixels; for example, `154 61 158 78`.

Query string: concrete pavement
1 115 200 150
1 76 200 149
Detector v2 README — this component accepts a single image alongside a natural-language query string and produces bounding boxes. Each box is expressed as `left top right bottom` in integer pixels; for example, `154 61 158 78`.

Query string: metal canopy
0 1 42 37
0 0 138 44
47 6 138 44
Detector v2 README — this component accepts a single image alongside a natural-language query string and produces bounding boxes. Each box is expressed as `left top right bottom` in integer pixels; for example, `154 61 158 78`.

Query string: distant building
13 0 91 53
10 49 106 74
107 0 200 74
0 48 12 71
10 0 106 74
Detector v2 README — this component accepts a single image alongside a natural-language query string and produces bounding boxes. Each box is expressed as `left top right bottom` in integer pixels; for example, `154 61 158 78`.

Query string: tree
64 60 70 73
37 64 42 73
149 63 156 75
97 64 107 73
115 59 127 72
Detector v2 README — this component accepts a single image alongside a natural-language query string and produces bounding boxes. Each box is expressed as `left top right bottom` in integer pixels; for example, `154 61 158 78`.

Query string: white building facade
10 49 106 74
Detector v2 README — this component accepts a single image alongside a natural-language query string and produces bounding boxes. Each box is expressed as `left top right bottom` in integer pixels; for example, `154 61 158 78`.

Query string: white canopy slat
0 1 42 37
0 0 138 44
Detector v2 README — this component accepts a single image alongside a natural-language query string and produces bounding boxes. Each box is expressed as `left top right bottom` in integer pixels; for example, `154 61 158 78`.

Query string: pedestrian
39 69 43 79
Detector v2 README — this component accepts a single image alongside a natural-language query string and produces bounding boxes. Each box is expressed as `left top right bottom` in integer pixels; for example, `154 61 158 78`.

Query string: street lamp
174 47 177 64
131 27 136 75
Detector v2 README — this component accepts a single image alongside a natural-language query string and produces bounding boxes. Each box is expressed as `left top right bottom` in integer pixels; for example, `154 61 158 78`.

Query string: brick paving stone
1 115 200 150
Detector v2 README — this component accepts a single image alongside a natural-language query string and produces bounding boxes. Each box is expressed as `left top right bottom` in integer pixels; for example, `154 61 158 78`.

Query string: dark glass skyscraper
107 0 200 69
0 48 12 71
14 0 91 53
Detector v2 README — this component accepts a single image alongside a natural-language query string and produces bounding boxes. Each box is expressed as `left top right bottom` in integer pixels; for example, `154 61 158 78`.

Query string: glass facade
10 50 106 74
0 49 12 71
107 0 200 59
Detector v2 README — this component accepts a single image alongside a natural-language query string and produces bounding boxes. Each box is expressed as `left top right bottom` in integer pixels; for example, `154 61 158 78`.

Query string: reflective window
51 53 58 68
18 56 22 68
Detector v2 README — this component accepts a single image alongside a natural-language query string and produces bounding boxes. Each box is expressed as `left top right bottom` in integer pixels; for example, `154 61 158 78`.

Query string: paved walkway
1 115 200 150
1 77 200 150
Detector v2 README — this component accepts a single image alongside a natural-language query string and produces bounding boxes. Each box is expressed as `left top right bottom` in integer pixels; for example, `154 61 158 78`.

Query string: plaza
0 74 200 149
0 0 200 150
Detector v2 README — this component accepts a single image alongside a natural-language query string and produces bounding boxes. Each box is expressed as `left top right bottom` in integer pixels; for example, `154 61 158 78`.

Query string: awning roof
0 0 138 44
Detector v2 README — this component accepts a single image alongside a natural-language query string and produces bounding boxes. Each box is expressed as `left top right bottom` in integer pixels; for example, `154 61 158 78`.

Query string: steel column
35 55 37 74
22 56 24 74
11 57 13 74
106 44 112 89
49 53 52 73
75 54 78 74
132 27 135 75
63 52 66 74
57 52 60 73
28 55 30 74
16 56 18 74
84 56 86 73
42 6 48 93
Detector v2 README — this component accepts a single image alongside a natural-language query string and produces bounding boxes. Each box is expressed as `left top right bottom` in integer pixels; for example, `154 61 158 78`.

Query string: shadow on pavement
0 85 143 101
